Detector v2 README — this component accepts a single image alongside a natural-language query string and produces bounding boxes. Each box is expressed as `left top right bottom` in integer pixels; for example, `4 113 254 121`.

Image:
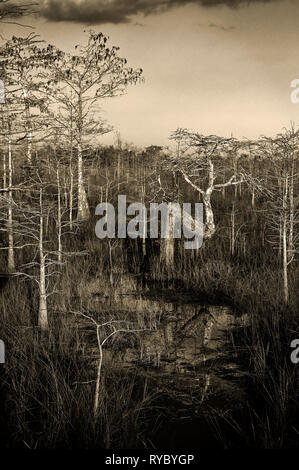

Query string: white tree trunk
160 203 174 268
231 203 235 257
69 159 74 230
77 143 90 221
203 190 215 239
288 156 295 262
117 151 121 191
93 326 103 420
179 156 243 243
282 179 289 304
2 147 6 189
7 136 15 272
278 216 282 259
69 109 74 229
251 187 255 208
38 189 48 330
57 167 62 264
141 185 146 257
108 241 113 286
22 86 32 164
282 213 289 304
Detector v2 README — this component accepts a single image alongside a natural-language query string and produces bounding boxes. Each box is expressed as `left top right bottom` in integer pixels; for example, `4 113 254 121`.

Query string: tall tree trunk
7 135 15 272
22 86 32 164
63 167 68 208
242 234 247 257
77 143 90 221
117 151 121 191
282 178 289 304
77 95 90 221
222 176 226 199
203 159 216 239
251 187 255 208
203 190 215 239
108 241 113 286
160 203 174 268
141 183 146 257
69 155 74 230
57 166 62 264
69 107 74 229
278 215 282 259
38 188 48 330
2 147 6 189
288 155 295 262
230 202 235 257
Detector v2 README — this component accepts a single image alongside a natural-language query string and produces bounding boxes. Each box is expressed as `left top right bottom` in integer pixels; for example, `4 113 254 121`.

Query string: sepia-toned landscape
0 0 298 450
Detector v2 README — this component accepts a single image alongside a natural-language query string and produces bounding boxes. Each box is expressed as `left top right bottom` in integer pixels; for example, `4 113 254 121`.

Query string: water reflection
80 274 249 408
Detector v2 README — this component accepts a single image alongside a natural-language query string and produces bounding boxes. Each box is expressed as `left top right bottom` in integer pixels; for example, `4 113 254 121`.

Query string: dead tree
71 310 147 421
168 129 255 241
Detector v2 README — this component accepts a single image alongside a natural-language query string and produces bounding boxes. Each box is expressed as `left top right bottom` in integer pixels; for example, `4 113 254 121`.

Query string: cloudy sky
2 0 299 146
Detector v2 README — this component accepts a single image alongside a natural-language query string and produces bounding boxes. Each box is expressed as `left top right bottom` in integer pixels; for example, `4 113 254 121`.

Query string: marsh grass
0 150 297 448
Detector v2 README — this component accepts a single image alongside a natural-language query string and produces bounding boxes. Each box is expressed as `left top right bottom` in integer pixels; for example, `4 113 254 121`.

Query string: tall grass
0 304 157 449
0 147 297 448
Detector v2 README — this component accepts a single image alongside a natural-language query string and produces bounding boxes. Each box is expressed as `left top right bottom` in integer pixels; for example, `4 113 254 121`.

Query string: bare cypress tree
0 72 24 273
169 130 251 240
0 34 48 164
42 31 143 221
10 165 67 331
261 128 299 304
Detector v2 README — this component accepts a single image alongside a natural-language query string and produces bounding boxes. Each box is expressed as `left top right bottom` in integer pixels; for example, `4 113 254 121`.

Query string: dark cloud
0 1 35 20
39 0 278 25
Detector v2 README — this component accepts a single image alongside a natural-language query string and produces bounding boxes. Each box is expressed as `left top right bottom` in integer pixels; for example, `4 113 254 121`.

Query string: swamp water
73 275 250 447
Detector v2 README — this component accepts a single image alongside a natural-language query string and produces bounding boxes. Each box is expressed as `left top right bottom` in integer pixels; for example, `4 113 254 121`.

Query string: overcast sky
2 0 299 147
